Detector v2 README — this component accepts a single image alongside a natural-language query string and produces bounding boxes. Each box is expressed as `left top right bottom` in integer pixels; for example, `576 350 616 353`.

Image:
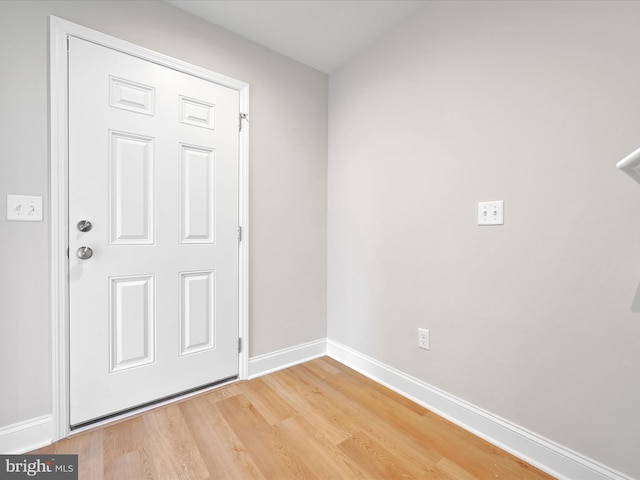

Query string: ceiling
164 0 427 74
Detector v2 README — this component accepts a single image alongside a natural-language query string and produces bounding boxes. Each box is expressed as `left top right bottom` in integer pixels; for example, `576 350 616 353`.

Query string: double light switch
478 200 503 225
6 195 43 222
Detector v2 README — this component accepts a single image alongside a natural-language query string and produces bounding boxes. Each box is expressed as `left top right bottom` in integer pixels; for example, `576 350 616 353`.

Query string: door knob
76 246 93 260
77 220 92 232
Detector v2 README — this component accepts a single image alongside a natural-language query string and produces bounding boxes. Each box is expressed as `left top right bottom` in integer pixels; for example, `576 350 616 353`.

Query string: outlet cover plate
418 328 430 350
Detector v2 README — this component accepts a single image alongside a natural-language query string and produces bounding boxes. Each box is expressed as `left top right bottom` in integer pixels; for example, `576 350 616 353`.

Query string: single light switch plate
7 195 43 221
478 200 503 225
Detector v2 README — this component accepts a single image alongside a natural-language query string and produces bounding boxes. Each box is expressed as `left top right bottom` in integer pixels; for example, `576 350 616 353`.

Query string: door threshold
69 375 239 435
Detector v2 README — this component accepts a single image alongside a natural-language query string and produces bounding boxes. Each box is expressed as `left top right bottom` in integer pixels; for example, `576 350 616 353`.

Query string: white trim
49 16 70 444
238 90 250 381
248 339 327 379
0 416 53 454
326 340 632 480
49 16 250 442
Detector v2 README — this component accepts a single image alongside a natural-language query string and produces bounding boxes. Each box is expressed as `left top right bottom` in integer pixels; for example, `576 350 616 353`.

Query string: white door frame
49 16 250 441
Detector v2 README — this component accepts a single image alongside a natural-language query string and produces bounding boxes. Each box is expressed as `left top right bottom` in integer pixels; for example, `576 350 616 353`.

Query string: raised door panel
180 144 215 244
180 95 215 129
109 131 155 245
109 76 156 116
180 271 215 356
109 275 155 372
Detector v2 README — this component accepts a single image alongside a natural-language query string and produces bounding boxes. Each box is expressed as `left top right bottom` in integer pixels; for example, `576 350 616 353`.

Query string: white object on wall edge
616 146 640 183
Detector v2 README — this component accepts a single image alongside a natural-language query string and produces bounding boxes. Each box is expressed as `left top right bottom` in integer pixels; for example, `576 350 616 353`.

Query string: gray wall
328 1 640 478
0 0 327 427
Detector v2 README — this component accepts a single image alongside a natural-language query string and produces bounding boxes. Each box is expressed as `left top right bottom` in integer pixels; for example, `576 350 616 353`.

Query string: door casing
49 16 250 441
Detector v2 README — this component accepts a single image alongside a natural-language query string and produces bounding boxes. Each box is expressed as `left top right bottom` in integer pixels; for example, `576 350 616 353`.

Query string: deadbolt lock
77 220 92 232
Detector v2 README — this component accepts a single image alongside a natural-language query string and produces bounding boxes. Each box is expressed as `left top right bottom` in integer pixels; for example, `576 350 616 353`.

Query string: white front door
68 37 240 426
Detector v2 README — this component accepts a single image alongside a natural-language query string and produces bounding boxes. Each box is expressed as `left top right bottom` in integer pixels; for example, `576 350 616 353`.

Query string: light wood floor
33 357 555 479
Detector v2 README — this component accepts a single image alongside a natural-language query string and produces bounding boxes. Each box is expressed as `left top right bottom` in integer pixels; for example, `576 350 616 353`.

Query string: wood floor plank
319 357 432 416
142 404 209 480
103 416 157 480
274 414 367 479
179 392 266 480
239 377 298 425
417 409 548 480
291 361 444 474
261 369 353 445
216 393 318 479
338 430 415 479
104 450 154 480
299 356 342 379
30 357 555 480
48 429 104 480
268 366 365 435
433 457 479 480
103 415 146 462
313 361 552 480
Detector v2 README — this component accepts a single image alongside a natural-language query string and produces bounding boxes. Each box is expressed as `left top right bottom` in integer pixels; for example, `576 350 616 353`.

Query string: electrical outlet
418 328 430 350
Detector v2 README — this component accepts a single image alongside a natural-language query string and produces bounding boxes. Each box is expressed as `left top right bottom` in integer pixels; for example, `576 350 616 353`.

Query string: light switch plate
7 195 43 221
478 200 503 225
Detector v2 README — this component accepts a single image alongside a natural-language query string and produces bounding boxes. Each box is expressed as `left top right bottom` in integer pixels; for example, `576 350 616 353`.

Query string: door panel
109 275 155 372
180 270 215 355
110 131 155 244
180 144 215 243
68 37 240 426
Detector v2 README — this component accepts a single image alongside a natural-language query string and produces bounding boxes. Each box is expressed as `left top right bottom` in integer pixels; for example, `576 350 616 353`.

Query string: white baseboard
248 338 327 379
0 415 53 454
326 339 631 480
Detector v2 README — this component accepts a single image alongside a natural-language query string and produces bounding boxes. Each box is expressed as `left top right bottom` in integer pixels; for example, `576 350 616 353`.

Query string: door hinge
237 226 242 242
239 113 249 132
238 338 242 353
